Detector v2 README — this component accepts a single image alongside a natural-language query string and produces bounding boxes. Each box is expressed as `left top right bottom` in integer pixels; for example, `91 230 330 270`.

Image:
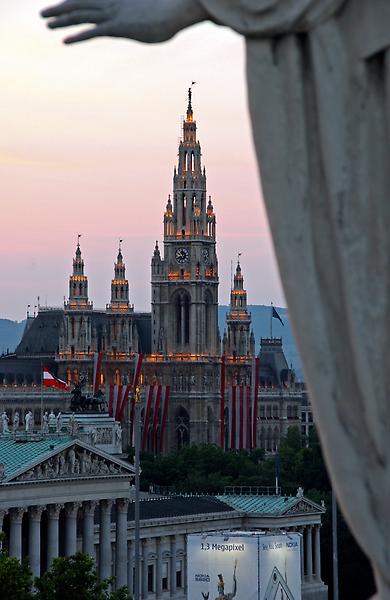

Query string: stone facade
0 92 308 453
0 429 327 598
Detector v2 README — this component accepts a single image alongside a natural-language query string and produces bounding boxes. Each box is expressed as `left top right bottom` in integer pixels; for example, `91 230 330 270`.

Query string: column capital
83 500 98 516
116 498 129 514
100 499 114 513
65 502 81 518
29 506 45 521
9 507 25 523
48 503 64 519
0 509 7 522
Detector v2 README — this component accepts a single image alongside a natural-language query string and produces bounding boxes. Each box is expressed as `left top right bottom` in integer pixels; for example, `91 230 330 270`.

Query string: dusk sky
1 2 285 322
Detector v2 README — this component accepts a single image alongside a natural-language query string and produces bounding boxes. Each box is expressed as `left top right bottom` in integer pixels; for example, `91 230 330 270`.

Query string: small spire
186 82 196 122
117 239 123 262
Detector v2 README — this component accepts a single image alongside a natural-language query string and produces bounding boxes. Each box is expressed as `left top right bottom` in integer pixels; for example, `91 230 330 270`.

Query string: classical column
305 525 313 583
83 501 97 558
47 504 63 567
9 507 24 560
99 500 113 580
141 539 148 599
156 537 162 598
128 541 133 595
170 536 176 597
115 499 129 589
314 525 322 581
298 527 304 582
28 506 44 578
65 502 80 556
0 510 6 553
0 509 6 532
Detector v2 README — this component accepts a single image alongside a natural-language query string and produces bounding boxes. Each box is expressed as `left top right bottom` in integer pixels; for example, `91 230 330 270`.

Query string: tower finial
119 238 123 252
237 252 242 266
186 81 196 122
77 233 81 247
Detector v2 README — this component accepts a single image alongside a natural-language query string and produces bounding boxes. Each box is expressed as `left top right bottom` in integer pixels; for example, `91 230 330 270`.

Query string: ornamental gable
284 498 324 516
3 440 134 484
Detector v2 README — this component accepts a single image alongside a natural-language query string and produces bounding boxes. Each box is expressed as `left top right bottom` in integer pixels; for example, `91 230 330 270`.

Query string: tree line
138 427 375 600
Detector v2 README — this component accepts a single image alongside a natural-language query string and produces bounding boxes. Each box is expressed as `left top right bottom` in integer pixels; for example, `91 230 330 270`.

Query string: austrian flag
42 368 69 391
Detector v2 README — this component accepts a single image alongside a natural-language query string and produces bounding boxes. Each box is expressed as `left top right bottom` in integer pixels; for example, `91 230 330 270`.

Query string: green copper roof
0 436 71 479
216 495 306 515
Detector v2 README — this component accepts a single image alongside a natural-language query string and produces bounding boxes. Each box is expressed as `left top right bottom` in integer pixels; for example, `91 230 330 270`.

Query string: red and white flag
129 383 169 453
92 352 103 396
227 383 255 450
42 368 69 391
118 352 144 422
251 357 259 448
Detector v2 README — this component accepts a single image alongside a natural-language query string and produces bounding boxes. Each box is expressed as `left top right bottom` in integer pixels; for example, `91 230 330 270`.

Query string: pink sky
0 2 285 321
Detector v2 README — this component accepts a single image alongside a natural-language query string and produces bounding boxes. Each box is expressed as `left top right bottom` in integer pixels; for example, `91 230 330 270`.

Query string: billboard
187 532 301 600
259 534 301 600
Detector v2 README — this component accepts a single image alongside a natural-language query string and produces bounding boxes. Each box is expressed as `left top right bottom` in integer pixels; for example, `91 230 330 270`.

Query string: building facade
0 91 306 453
0 428 327 600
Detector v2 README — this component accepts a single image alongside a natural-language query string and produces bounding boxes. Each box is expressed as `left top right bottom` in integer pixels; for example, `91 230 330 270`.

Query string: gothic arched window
205 290 213 350
175 407 190 449
173 291 190 348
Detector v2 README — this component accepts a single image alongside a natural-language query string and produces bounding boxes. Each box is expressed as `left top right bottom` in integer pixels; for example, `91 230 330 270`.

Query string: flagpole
133 385 142 600
270 302 273 339
332 489 339 600
40 359 43 428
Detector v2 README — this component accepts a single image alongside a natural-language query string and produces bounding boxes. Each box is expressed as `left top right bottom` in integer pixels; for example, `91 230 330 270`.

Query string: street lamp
133 384 142 600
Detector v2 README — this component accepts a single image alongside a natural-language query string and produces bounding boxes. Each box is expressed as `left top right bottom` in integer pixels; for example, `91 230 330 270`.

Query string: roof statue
42 2 390 597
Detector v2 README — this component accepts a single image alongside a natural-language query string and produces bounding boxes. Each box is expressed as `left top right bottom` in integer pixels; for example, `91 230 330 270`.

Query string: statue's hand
41 0 207 44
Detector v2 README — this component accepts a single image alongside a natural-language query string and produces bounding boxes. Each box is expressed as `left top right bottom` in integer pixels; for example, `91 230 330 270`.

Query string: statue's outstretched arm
41 0 208 44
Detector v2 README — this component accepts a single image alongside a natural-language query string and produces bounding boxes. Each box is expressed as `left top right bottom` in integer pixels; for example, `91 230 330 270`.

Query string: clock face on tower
202 248 209 263
175 247 189 264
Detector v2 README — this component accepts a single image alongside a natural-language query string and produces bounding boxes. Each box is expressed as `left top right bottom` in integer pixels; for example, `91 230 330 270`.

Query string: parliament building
0 92 306 452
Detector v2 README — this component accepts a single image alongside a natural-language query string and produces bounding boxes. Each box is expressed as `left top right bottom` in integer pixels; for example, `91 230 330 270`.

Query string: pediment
4 440 135 484
284 498 325 516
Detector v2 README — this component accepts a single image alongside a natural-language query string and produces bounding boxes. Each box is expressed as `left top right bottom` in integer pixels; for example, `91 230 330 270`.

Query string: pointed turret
66 238 92 310
225 257 254 358
107 240 132 313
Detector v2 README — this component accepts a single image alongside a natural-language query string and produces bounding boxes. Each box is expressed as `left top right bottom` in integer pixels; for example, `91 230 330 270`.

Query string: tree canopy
0 546 131 600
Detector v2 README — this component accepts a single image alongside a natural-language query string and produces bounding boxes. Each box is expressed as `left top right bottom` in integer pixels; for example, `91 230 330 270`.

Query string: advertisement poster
187 533 259 600
259 534 301 600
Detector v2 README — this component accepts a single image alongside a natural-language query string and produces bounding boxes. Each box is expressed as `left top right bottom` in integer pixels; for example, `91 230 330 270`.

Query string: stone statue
13 411 20 431
90 427 97 445
25 410 33 432
114 422 122 446
56 411 63 432
68 412 79 436
1 411 9 434
42 2 390 596
48 410 56 431
41 411 49 433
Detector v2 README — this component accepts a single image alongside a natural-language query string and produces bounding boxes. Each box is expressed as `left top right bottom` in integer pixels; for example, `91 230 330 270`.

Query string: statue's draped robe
198 0 390 595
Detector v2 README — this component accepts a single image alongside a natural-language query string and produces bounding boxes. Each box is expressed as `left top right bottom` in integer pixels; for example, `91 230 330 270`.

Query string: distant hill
1 305 304 379
218 305 304 381
0 319 26 354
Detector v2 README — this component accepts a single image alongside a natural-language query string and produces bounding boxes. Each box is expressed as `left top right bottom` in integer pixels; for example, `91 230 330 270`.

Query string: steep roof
16 310 64 356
